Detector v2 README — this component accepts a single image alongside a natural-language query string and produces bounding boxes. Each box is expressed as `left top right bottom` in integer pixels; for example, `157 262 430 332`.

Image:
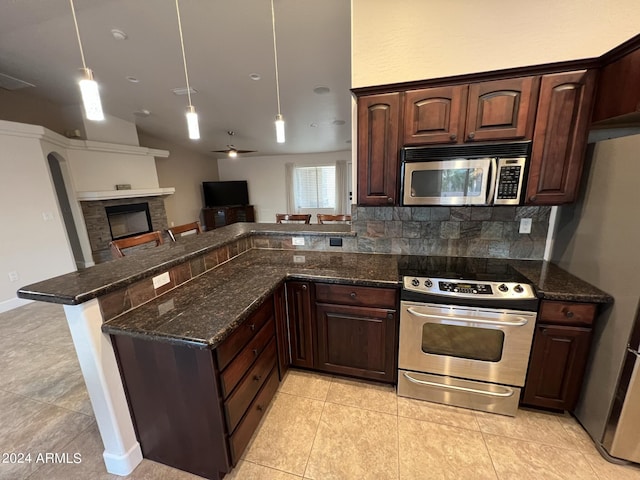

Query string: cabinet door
315 303 397 383
357 93 401 205
522 324 592 411
466 77 538 142
526 70 596 205
273 284 290 379
286 281 314 368
403 86 468 145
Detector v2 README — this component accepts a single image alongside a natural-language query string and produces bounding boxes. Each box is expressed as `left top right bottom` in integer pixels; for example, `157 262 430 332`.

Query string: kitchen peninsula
17 223 611 479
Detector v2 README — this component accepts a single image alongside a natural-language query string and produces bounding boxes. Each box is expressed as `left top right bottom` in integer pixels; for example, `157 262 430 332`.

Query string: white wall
83 113 140 146
352 0 640 87
140 132 220 227
0 131 76 311
218 151 351 223
65 148 160 192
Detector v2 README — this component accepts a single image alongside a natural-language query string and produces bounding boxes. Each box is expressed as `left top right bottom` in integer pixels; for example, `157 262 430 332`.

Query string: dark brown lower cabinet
273 283 290 379
315 303 397 383
111 296 279 480
522 324 592 411
286 281 314 368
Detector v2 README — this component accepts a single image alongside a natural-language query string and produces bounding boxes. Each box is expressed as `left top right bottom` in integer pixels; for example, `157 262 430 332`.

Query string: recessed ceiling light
111 29 128 40
313 86 330 95
332 120 346 126
249 73 261 81
310 122 318 128
134 109 151 117
126 76 139 83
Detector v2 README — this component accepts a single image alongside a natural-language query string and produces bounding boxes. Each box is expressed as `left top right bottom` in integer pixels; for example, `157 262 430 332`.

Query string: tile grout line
0 385 95 419
242 459 305 479
300 376 333 479
477 427 502 480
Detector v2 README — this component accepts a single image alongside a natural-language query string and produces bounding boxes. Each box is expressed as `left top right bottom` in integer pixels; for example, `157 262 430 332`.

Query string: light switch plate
292 237 305 246
519 218 532 234
152 272 171 289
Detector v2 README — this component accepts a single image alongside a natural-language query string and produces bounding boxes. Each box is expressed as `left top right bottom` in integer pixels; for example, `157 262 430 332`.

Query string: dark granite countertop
511 261 613 304
101 249 400 349
17 223 353 305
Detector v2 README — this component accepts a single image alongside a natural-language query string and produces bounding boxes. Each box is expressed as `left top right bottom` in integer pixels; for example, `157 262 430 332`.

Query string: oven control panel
404 276 536 300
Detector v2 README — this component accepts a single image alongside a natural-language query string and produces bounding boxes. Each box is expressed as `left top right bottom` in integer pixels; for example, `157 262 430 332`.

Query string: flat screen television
203 181 249 207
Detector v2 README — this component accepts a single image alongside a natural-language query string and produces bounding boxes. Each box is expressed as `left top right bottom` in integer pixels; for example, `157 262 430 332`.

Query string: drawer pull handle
249 324 256 331
252 348 258 356
302 285 308 291
450 133 457 141
350 292 357 298
253 374 262 382
565 310 574 318
256 404 264 412
467 132 475 140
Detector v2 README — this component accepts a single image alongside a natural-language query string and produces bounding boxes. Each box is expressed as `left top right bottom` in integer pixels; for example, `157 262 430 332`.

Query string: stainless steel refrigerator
552 134 640 463
597 306 640 462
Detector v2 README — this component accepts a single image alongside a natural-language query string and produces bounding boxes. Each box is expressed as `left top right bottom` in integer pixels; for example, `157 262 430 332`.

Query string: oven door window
422 323 505 362
411 167 484 199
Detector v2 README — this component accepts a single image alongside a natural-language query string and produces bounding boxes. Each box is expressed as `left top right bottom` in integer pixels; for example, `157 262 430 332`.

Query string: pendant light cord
270 0 281 115
175 0 193 107
69 0 87 70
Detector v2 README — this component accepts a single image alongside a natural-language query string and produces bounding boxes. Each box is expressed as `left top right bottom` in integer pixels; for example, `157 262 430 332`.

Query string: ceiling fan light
275 114 285 143
79 69 104 121
228 149 238 158
186 105 200 140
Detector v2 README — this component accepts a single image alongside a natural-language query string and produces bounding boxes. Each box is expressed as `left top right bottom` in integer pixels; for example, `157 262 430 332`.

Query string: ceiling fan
211 131 256 158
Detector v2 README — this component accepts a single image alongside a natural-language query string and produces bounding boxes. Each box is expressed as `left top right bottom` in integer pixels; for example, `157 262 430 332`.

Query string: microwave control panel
494 157 526 205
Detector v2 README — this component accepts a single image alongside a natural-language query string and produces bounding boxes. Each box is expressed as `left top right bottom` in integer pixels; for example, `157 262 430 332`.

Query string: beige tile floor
2 302 640 479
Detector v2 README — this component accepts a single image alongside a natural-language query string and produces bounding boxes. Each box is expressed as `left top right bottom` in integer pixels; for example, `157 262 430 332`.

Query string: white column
63 299 142 476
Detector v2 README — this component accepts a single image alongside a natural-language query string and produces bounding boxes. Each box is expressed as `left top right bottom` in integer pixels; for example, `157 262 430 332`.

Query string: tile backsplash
351 205 551 259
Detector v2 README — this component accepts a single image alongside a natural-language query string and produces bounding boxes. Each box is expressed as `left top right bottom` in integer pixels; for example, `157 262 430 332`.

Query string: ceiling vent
171 87 197 96
0 73 35 90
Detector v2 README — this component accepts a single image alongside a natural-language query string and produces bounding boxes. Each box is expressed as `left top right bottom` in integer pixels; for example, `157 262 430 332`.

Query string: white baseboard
0 297 33 314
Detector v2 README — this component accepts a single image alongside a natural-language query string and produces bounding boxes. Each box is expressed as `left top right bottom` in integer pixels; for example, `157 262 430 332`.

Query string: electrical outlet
158 298 175 316
152 272 171 289
293 255 306 264
519 218 532 234
292 237 305 246
8 271 19 282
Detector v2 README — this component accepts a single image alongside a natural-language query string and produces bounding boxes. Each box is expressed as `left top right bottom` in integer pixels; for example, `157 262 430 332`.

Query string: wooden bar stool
317 214 351 224
109 231 164 259
167 221 202 242
275 214 312 224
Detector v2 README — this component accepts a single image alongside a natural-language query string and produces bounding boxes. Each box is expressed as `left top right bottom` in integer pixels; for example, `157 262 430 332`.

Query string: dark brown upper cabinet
592 42 640 125
357 93 401 205
403 86 468 145
526 70 596 205
465 77 539 142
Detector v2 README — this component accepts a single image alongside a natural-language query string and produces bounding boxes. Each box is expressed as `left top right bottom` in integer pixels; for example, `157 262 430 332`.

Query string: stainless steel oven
397 256 538 416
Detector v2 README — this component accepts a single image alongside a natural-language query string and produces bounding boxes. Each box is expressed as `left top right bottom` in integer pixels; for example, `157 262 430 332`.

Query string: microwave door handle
486 157 498 204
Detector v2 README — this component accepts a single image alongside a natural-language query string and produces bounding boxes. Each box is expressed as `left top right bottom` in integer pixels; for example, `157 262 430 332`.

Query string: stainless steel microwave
401 142 532 206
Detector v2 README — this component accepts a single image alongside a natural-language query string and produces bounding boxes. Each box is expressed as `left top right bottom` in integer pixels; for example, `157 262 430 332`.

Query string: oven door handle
406 307 530 327
403 372 515 398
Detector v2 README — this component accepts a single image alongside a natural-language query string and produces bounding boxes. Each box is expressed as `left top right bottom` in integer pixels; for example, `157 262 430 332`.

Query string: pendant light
270 0 285 143
175 0 200 140
69 0 104 121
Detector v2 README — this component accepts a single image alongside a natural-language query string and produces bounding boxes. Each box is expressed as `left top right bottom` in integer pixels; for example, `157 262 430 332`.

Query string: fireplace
80 196 169 264
105 203 152 240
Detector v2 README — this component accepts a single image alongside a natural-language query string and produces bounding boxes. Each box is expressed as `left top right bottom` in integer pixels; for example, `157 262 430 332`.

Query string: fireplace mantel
77 187 175 201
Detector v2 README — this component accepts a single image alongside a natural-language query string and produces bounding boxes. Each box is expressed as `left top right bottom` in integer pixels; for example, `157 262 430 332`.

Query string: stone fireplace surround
80 196 169 264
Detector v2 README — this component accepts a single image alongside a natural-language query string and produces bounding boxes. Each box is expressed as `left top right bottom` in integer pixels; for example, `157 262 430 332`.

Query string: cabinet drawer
539 301 596 326
315 283 397 309
220 317 275 398
224 339 277 433
216 300 274 370
228 367 279 465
